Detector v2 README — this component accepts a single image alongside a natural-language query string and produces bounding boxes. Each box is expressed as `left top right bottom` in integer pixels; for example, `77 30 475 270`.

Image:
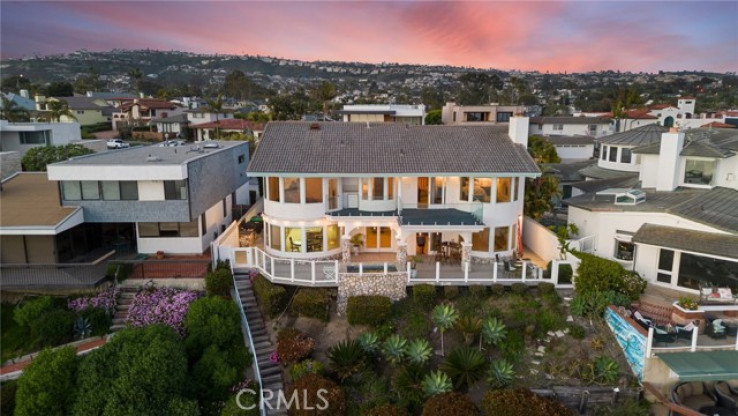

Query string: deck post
521 261 527 281
464 261 469 283
270 257 275 278
646 327 654 358
493 262 497 282
334 260 339 283
692 327 699 352
290 258 295 282
359 263 363 276
435 262 440 283
311 261 316 284
384 262 388 274
407 261 412 283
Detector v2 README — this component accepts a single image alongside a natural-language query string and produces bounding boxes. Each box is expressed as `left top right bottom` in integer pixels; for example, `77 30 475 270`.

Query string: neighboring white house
111 99 184 130
529 116 612 138
189 118 264 141
564 127 738 295
441 102 525 126
545 135 596 162
338 104 427 125
185 108 235 125
0 119 82 155
246 117 539 262
151 113 189 137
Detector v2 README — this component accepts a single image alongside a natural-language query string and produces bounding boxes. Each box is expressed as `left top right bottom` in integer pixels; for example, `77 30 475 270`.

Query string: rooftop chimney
508 113 529 147
656 128 686 191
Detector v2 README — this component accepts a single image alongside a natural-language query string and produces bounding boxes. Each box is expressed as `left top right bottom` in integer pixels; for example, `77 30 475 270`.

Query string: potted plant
350 234 364 255
155 250 165 260
678 296 698 311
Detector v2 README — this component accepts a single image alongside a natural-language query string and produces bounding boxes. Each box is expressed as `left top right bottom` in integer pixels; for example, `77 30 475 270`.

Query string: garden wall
337 273 407 314
522 216 561 262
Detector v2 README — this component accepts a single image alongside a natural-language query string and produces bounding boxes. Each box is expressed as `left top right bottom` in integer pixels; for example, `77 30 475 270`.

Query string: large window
373 178 384 200
657 249 674 283
678 252 738 291
460 177 470 201
494 227 510 252
19 130 50 145
328 179 339 210
465 112 485 122
496 112 512 122
614 240 634 261
496 177 511 203
62 181 82 200
138 220 199 238
472 228 490 251
270 224 281 250
101 181 138 201
608 146 618 162
553 124 564 131
306 227 323 252
621 148 632 164
164 180 187 200
473 178 492 203
431 177 443 204
684 159 716 185
283 178 300 203
602 145 608 160
361 178 369 200
387 178 394 199
81 181 100 200
268 177 280 202
327 224 340 250
513 177 520 201
305 178 322 203
284 227 302 252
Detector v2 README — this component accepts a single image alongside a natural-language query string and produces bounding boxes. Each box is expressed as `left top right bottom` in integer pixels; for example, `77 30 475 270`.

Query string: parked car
107 139 130 149
159 140 186 147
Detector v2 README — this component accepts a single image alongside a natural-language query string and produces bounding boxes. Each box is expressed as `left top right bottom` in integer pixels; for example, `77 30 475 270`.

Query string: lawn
1 303 33 363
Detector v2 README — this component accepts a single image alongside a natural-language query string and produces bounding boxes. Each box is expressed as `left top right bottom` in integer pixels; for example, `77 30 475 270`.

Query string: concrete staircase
111 287 137 332
234 274 286 415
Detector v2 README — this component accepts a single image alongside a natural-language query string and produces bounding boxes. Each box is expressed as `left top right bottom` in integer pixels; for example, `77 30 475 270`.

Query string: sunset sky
2 1 736 73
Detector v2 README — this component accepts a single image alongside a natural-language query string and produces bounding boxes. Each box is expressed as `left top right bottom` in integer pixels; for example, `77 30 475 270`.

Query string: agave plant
487 359 515 388
440 346 487 390
432 304 458 356
357 331 380 355
328 339 366 381
480 317 507 350
593 356 620 384
382 334 408 366
421 371 453 397
74 317 92 339
392 363 426 406
456 314 482 346
406 338 432 365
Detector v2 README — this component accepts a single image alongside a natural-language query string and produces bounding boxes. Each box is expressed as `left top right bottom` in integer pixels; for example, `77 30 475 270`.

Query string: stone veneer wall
337 272 407 314
0 152 22 181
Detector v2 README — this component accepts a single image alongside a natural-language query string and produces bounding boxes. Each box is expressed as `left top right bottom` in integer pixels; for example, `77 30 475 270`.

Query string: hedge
347 296 392 326
469 285 488 298
571 252 646 301
444 286 459 300
510 283 528 295
252 275 287 318
547 261 573 284
412 284 436 310
291 288 331 321
490 284 506 297
205 268 233 298
422 392 478 416
481 388 573 416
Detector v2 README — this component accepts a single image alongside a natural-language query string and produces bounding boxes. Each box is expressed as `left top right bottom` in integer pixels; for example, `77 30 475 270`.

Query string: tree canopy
15 347 78 416
425 109 442 125
22 144 94 172
524 135 561 219
456 72 503 105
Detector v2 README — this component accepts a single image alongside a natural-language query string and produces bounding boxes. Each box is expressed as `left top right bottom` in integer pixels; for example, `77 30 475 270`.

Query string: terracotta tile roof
190 119 264 130
701 122 735 129
119 99 179 111
599 110 658 120
648 104 676 110
529 116 610 125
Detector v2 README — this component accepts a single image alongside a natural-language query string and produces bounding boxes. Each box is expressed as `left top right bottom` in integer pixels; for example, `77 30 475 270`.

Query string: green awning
657 351 738 381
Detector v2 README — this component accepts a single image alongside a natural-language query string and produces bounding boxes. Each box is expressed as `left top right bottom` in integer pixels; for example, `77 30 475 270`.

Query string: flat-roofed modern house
45 141 250 255
0 119 82 155
529 116 612 138
339 104 427 125
441 102 525 126
246 117 539 265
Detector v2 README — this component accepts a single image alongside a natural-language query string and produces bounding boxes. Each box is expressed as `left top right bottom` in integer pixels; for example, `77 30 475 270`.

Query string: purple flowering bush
68 287 120 313
126 288 202 336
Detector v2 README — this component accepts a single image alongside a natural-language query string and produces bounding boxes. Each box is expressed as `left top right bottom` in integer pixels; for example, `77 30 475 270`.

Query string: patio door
417 178 429 208
365 227 392 250
328 179 339 210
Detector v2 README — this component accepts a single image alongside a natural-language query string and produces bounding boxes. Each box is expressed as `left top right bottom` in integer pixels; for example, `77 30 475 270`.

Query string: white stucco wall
555 144 594 161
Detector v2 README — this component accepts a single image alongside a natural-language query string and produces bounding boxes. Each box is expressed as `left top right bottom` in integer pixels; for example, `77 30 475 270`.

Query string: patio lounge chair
715 381 738 409
706 319 727 339
651 326 677 345
674 321 697 342
671 381 718 412
700 286 738 305
633 311 653 331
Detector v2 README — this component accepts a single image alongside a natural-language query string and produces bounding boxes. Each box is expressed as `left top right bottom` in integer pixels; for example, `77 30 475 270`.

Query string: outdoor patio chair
706 319 727 339
633 311 653 330
671 381 718 412
674 321 697 342
715 381 738 409
651 326 677 345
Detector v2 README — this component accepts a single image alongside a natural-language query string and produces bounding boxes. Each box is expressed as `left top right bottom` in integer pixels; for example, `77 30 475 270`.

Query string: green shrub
291 288 331 321
252 275 287 318
221 392 259 416
534 310 565 337
32 310 74 347
347 296 392 326
593 399 651 416
498 330 526 363
443 286 459 300
547 261 573 285
422 392 478 415
276 328 314 364
289 374 345 415
15 347 78 416
568 324 586 339
490 284 506 297
469 285 489 299
105 262 133 280
537 282 555 295
13 296 55 328
510 283 528 295
289 359 324 381
413 284 436 310
77 307 111 336
440 347 487 389
481 388 573 416
205 267 233 298
572 252 646 301
184 297 249 364
366 404 409 416
1 380 17 416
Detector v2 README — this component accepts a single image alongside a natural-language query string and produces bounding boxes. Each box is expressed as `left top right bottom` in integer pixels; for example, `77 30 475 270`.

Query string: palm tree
46 99 77 122
480 317 507 350
1 97 30 122
327 340 366 382
205 94 224 140
439 347 487 390
456 314 482 346
432 304 458 356
421 371 452 397
406 339 432 365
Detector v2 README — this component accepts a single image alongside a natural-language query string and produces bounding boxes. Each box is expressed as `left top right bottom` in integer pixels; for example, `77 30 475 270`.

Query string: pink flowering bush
248 268 258 282
68 287 120 313
126 287 202 336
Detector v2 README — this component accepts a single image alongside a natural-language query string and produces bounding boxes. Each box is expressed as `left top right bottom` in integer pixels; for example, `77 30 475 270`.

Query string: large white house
529 116 612 138
565 127 738 294
0 119 82 155
339 104 426 125
247 117 539 264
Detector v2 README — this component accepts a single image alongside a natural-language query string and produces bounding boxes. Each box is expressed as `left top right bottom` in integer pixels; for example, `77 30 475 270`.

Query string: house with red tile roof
111 99 184 130
190 118 265 141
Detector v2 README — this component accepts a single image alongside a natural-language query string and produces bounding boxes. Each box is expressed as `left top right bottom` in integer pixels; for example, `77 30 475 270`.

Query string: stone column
341 236 352 263
397 242 407 266
461 243 472 271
